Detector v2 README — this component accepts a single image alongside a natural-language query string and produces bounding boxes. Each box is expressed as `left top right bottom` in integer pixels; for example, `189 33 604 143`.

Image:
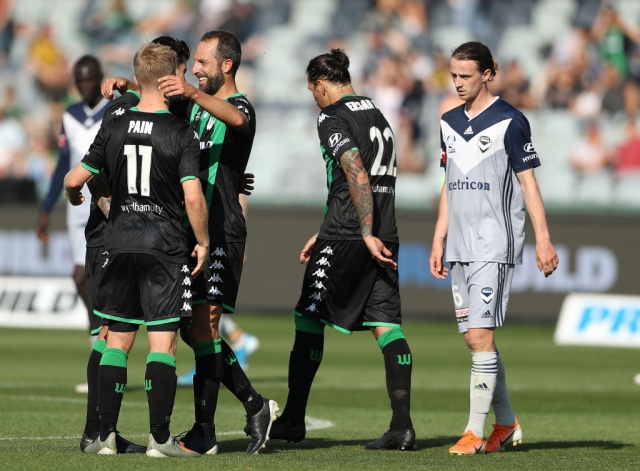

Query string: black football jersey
82 108 200 262
188 93 256 242
315 95 398 242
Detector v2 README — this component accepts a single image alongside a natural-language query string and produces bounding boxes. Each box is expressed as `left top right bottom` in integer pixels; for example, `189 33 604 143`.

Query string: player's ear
222 58 233 74
133 75 139 87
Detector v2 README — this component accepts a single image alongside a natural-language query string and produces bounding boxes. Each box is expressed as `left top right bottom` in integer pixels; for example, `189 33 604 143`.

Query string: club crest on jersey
477 135 492 153
480 287 494 304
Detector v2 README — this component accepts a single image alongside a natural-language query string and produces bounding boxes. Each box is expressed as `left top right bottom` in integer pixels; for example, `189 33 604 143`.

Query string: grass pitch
0 314 638 470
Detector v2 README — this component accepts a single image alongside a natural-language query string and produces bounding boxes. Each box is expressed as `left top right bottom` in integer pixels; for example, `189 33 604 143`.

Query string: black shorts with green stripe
294 238 401 334
190 241 244 313
93 253 193 326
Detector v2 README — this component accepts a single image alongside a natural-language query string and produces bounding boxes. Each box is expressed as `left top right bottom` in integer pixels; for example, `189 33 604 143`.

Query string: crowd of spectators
0 0 639 208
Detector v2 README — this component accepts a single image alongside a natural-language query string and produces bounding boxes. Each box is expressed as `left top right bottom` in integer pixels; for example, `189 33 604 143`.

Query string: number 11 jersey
82 108 201 262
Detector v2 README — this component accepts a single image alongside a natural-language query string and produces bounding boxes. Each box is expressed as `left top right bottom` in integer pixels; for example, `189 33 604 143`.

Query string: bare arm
101 76 137 100
430 183 449 279
339 149 397 270
182 178 210 277
157 75 247 129
64 163 95 206
516 168 559 277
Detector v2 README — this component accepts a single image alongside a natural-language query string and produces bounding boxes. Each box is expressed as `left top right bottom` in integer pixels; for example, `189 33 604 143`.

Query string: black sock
97 348 128 441
280 330 324 426
145 353 177 444
84 339 106 436
379 330 412 430
220 339 262 414
192 340 221 424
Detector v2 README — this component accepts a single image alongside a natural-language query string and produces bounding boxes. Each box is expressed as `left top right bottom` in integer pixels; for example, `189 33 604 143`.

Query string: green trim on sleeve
82 163 100 174
180 176 197 183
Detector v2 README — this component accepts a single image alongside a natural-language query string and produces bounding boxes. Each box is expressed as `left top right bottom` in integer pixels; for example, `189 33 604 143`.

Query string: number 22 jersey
315 95 398 243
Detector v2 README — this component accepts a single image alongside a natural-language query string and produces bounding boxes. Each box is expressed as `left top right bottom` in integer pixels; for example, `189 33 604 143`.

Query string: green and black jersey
188 93 256 242
82 108 200 262
315 95 398 243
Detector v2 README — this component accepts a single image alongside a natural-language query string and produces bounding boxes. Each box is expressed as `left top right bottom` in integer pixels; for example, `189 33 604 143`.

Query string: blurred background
0 0 639 329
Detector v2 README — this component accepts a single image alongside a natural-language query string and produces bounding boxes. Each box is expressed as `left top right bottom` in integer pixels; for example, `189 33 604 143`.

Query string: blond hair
133 43 178 91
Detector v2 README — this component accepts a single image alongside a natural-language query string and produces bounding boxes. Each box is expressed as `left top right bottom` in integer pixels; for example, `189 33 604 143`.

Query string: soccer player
158 30 277 455
430 41 559 455
35 55 111 392
64 42 209 458
79 36 191 455
269 48 415 451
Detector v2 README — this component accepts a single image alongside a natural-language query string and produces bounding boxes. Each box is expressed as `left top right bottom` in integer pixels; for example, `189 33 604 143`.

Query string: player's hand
430 238 448 279
240 173 254 195
35 210 50 242
158 75 197 99
101 77 131 100
535 238 559 278
364 235 397 270
65 189 85 206
191 243 210 277
300 233 318 264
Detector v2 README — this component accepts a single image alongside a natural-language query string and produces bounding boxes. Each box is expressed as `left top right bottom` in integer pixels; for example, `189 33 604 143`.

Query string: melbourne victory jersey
440 98 540 264
82 108 200 262
316 95 398 242
189 93 256 242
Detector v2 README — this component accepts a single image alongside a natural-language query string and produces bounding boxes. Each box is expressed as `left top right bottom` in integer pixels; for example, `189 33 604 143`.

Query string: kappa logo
181 265 190 273
182 290 192 299
310 280 326 290
212 247 226 257
318 113 330 124
312 269 327 278
112 107 125 116
464 125 473 135
306 303 318 312
208 286 223 295
478 135 492 153
208 273 222 283
210 260 224 270
481 287 494 304
182 278 192 286
524 142 536 152
309 292 322 301
181 302 191 312
328 133 342 147
316 257 331 267
320 246 334 255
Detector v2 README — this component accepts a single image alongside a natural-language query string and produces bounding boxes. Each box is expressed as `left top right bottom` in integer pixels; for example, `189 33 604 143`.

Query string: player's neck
464 89 496 118
212 81 239 100
137 93 170 113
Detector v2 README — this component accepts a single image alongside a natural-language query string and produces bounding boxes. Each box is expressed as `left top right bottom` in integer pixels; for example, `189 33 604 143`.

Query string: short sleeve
505 113 540 172
82 125 108 173
178 126 201 180
317 111 355 163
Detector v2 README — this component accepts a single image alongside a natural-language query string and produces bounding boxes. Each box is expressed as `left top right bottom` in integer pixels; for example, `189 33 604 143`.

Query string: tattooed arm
86 172 112 219
339 149 397 270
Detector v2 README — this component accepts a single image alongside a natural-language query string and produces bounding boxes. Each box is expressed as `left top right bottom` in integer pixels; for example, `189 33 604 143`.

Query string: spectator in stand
614 118 640 177
570 120 614 177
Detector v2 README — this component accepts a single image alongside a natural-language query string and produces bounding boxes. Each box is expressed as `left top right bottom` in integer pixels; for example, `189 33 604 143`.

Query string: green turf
0 315 638 470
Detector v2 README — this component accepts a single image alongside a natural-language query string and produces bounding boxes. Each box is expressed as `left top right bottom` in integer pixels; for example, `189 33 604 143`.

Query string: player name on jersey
128 120 153 134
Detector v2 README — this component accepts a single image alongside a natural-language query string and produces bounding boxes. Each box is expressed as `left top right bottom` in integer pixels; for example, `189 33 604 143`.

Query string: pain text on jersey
128 120 154 134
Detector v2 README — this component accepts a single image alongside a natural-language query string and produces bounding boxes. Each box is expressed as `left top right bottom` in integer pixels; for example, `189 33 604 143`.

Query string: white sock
219 315 237 338
465 351 498 438
492 350 516 426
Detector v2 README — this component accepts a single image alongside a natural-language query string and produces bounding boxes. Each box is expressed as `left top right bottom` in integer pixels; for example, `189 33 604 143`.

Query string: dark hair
200 30 242 76
74 55 102 75
306 48 351 84
451 42 498 79
152 36 190 64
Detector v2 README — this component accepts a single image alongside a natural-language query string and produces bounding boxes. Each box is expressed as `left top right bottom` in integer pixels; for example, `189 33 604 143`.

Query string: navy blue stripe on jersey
496 264 506 327
502 159 515 264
